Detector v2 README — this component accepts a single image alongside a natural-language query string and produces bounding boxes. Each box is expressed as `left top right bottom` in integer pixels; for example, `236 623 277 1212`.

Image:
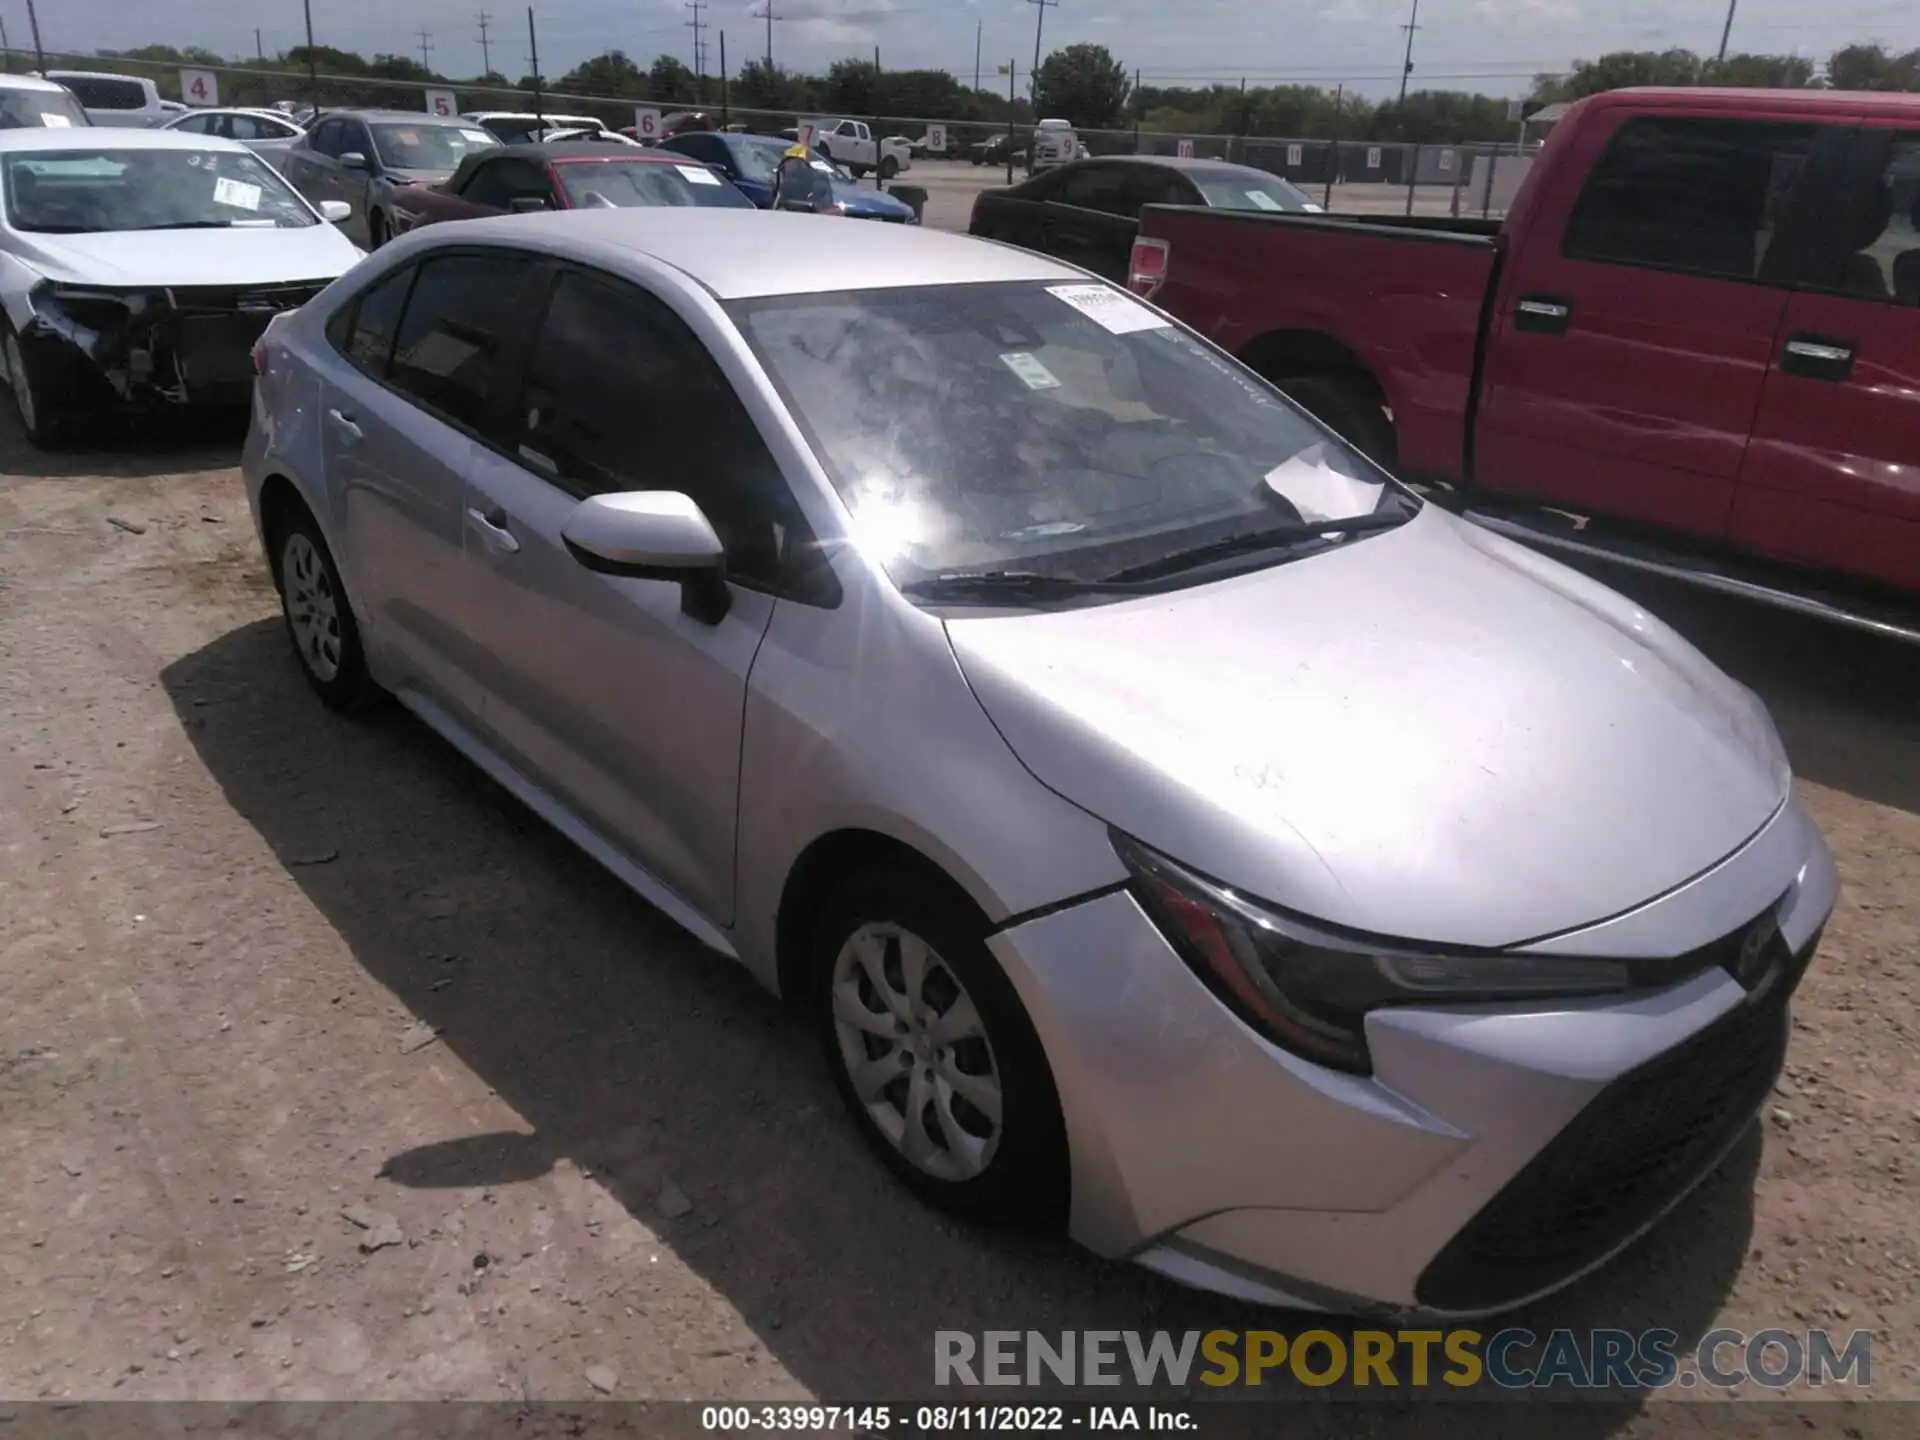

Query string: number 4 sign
180 68 218 107
425 88 458 118
634 107 662 142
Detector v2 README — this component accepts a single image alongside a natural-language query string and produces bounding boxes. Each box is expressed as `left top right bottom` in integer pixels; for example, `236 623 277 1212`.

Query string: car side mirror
508 195 551 213
561 491 731 624
318 199 351 222
340 151 368 170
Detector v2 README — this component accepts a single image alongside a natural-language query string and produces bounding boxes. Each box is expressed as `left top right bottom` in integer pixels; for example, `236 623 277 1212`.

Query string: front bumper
987 794 1836 1317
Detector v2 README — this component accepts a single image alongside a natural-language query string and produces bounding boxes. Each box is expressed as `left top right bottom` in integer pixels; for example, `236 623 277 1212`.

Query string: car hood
12 225 362 288
833 181 913 216
380 167 455 188
944 510 1791 949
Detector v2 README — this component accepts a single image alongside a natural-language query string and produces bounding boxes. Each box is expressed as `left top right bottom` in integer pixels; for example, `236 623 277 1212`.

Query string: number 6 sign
425 88 458 118
179 68 219 107
634 107 662 142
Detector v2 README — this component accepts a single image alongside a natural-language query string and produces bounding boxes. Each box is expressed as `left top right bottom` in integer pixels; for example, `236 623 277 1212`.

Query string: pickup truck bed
1132 87 1920 638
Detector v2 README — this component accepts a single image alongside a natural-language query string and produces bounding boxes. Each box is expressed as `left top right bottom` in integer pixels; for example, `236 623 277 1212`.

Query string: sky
26 0 1920 98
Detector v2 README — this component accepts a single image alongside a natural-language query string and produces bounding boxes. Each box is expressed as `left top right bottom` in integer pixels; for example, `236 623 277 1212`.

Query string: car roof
42 69 149 82
0 73 73 93
412 207 1078 300
0 126 250 153
465 110 600 122
320 109 485 125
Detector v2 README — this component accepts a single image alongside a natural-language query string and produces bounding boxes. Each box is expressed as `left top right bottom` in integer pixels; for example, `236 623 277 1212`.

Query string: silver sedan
157 107 306 165
243 209 1835 1318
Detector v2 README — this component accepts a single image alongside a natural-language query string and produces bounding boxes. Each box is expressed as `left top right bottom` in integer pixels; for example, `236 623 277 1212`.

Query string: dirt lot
0 419 1915 1435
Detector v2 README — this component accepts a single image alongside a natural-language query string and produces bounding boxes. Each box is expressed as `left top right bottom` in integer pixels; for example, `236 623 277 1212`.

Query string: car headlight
1111 831 1635 1074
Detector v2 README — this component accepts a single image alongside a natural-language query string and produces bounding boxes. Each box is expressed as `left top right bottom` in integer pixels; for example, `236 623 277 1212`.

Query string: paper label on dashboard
1246 190 1284 212
999 352 1061 391
213 177 263 211
41 114 72 128
675 164 721 186
1047 283 1168 335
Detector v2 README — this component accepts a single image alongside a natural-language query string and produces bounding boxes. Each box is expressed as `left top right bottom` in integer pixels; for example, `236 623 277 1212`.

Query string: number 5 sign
179 68 219 107
634 107 662 142
424 88 458 118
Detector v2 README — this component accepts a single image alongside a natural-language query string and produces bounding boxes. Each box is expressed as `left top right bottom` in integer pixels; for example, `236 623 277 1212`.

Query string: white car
464 111 609 145
40 70 171 128
0 128 361 445
807 118 911 180
159 107 307 164
1029 118 1079 173
0 73 90 130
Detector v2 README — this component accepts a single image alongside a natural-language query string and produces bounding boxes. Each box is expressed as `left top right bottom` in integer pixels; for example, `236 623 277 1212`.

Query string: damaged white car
0 127 363 446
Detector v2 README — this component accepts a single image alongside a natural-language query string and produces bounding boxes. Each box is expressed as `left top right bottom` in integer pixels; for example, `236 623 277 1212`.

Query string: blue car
656 130 916 222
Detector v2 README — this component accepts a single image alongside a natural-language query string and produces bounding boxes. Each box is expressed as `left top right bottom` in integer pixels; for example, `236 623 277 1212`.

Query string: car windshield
554 159 752 209
1190 169 1316 213
0 88 90 130
728 136 791 184
732 280 1413 587
2 147 316 232
371 122 498 170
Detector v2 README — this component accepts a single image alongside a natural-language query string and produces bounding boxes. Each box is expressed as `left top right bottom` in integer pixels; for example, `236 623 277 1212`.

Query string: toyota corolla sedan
244 209 1835 1318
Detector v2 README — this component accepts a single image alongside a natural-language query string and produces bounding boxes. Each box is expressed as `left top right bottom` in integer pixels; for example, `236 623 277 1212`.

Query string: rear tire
814 864 1068 1229
878 156 900 182
269 504 385 712
1272 372 1399 471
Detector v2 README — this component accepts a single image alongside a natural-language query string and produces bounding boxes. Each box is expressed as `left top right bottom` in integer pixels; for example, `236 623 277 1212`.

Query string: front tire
1 323 64 448
815 865 1068 1228
270 506 384 712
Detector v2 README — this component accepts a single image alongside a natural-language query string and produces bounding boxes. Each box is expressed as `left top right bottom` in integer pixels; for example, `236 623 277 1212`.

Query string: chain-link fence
8 49 1539 218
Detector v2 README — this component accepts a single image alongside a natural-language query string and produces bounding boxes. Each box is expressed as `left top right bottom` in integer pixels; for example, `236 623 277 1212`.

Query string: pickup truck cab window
1562 116 1819 283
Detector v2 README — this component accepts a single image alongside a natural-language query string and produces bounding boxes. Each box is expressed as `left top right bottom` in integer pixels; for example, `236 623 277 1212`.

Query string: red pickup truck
1130 88 1920 641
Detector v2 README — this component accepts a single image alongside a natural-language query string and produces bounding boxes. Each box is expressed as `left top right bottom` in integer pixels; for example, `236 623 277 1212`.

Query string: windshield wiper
130 221 239 231
900 570 1148 602
1103 510 1414 584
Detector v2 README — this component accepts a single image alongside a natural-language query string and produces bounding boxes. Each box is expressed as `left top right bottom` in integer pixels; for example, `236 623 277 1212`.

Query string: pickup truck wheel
1274 373 1398 471
878 156 900 181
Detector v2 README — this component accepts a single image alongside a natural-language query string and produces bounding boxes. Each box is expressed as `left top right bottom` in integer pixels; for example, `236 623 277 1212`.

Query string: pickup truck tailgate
1138 206 1500 480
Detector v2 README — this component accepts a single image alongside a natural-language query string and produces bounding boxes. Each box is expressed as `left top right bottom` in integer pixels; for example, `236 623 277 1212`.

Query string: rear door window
1801 132 1920 306
1562 116 1820 282
385 251 544 439
328 263 417 376
1057 165 1128 215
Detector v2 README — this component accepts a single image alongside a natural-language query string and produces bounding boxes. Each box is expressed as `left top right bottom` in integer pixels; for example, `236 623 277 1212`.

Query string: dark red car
387 142 753 236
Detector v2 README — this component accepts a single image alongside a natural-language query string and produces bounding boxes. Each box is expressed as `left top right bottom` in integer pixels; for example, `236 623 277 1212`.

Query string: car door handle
466 506 521 555
1780 333 1856 382
326 408 362 441
1515 295 1572 335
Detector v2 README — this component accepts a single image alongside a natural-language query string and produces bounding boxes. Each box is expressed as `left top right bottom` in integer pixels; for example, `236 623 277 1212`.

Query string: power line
476 10 493 76
751 3 782 69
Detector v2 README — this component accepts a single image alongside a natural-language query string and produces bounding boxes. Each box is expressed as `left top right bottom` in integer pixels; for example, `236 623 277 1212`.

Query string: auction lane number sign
180 68 218 107
425 88 458 117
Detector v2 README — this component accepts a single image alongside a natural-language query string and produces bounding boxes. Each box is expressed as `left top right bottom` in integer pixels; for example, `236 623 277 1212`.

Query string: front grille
1414 926 1812 1313
165 279 332 315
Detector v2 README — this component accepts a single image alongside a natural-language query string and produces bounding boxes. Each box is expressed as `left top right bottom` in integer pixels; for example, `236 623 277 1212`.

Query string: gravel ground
0 419 1914 1436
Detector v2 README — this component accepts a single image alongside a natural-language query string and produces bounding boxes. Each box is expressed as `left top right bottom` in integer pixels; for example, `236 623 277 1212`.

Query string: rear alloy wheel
816 865 1067 1226
273 509 384 711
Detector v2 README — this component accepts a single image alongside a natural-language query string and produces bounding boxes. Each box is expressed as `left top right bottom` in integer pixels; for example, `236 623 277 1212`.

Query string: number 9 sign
634 107 662 142
425 88 457 118
179 68 219 108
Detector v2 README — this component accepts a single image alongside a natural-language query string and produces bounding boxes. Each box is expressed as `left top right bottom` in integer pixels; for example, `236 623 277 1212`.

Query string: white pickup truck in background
805 118 912 180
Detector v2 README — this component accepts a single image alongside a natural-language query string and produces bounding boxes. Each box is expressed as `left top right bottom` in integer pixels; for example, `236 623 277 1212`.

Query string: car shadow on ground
0 410 247 480
163 619 1760 1433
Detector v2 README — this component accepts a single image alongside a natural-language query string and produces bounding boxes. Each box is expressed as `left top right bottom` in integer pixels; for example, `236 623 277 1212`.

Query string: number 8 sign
179 68 219 108
634 107 662 142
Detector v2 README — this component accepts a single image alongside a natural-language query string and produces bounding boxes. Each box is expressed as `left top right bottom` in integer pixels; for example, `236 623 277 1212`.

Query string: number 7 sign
179 69 219 107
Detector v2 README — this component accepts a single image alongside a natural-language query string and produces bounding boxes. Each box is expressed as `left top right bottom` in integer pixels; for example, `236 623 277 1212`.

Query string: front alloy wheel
831 922 1003 1183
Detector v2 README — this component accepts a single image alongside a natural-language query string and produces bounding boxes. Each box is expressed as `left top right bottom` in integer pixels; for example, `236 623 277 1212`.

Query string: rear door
1041 164 1138 281
1475 113 1837 540
1733 126 1920 593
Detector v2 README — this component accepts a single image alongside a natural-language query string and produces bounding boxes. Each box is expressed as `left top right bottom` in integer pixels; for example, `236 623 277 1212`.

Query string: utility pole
719 30 728 126
25 0 44 74
1717 0 1738 63
1398 0 1420 109
526 7 543 126
0 15 11 65
974 20 982 93
255 28 265 62
685 0 708 95
1025 0 1057 105
476 10 493 76
301 0 317 118
418 29 434 73
751 3 781 69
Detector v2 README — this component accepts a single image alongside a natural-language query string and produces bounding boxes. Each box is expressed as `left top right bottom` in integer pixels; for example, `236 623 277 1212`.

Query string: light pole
1717 0 1738 63
1026 0 1056 105
1397 0 1420 109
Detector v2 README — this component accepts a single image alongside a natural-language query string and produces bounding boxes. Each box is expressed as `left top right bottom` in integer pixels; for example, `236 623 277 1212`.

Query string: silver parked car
243 210 1836 1318
158 107 307 164
278 109 499 246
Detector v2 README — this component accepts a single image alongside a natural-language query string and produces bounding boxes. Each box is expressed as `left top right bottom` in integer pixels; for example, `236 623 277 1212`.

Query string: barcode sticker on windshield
461 131 493 144
1245 190 1284 212
213 177 263 211
999 352 1061 391
41 114 72 129
675 164 722 186
1047 283 1168 335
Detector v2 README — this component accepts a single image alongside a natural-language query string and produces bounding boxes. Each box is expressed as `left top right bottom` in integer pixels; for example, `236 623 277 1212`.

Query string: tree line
35 37 1920 144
